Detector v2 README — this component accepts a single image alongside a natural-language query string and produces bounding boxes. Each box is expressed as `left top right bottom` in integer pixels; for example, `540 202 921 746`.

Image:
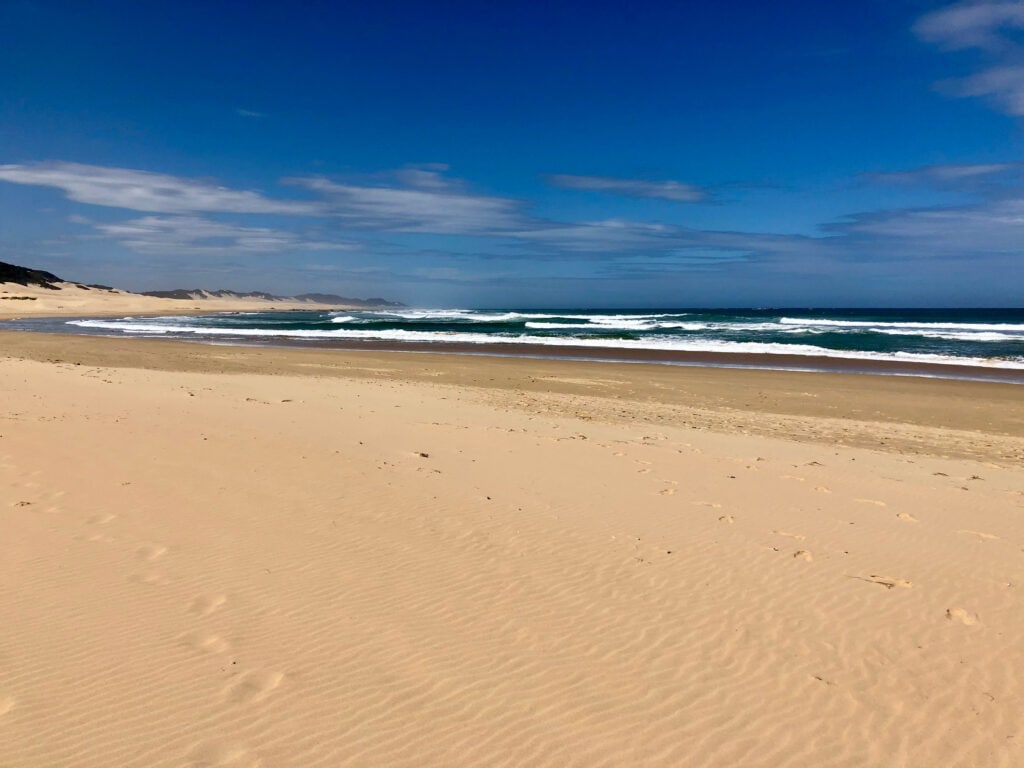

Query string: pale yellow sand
0 281 361 319
2 333 1023 767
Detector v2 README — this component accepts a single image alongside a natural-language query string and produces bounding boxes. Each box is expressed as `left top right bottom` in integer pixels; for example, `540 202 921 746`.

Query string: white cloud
0 162 322 215
914 2 1024 51
287 175 526 233
832 197 1024 253
941 64 1024 114
547 174 708 202
515 219 681 251
92 215 354 254
863 161 1019 184
915 1 1024 115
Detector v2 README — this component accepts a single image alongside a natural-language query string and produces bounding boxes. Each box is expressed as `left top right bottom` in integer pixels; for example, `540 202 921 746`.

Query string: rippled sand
2 333 1022 767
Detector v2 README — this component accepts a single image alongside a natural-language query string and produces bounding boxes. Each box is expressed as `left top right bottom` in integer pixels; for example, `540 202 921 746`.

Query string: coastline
2 328 1023 766
0 280 371 321
3 329 1022 463
7 316 1024 385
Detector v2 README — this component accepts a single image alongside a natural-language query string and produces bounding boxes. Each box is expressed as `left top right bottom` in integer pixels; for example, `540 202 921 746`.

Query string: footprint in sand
130 572 170 586
180 631 232 654
793 550 814 562
773 530 806 541
896 512 918 523
946 608 979 625
659 487 677 496
855 499 887 507
693 501 723 509
225 671 284 704
861 575 912 590
814 486 832 494
190 594 228 617
957 530 998 541
187 741 263 767
718 515 735 524
87 513 117 525
136 544 168 562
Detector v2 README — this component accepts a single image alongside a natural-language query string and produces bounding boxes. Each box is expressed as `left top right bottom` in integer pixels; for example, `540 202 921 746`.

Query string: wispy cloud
236 108 266 118
914 1 1024 51
915 1 1024 115
90 215 354 254
0 162 321 215
862 161 1021 186
286 170 528 233
546 174 709 202
3 158 1023 285
825 196 1024 256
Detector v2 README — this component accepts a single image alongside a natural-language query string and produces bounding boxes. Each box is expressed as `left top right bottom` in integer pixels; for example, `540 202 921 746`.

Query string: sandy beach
0 281 366 320
2 327 1023 767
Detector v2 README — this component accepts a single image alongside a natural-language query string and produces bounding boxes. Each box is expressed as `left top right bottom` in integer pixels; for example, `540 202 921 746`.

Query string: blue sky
2 0 1024 307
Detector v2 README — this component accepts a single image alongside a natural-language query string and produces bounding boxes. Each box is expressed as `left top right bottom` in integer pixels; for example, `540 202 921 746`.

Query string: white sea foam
66 319 1024 369
779 317 1024 332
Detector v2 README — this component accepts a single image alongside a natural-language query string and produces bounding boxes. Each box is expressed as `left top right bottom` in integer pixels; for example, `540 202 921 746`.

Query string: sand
0 281 362 319
2 329 1023 767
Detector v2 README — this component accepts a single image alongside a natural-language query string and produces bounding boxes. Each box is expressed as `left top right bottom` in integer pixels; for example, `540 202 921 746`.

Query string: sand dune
2 334 1022 767
0 281 362 319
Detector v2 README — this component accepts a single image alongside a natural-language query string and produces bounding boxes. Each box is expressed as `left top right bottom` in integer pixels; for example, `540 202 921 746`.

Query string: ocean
7 307 1024 382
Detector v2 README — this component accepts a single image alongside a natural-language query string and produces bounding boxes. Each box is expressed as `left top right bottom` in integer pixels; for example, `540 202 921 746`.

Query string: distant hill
141 288 404 308
1 260 402 307
0 260 64 289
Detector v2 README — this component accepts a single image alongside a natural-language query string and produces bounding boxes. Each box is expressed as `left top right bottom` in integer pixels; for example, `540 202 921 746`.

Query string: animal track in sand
896 512 918 522
718 515 735 524
136 544 168 561
190 594 228 616
180 631 232 654
814 486 832 494
225 671 284 704
692 501 722 508
187 740 263 767
659 487 677 496
793 550 813 562
946 608 979 625
854 498 887 507
957 530 998 541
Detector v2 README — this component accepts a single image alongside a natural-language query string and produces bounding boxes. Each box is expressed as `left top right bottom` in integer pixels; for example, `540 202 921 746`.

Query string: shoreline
3 329 1022 465
6 318 1024 385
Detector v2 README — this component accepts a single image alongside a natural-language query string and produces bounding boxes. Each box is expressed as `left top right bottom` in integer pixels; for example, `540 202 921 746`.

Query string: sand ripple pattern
1 358 1022 767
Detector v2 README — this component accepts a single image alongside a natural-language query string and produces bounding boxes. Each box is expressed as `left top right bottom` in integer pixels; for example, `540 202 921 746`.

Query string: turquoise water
7 307 1024 378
